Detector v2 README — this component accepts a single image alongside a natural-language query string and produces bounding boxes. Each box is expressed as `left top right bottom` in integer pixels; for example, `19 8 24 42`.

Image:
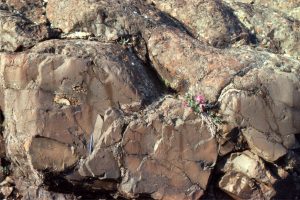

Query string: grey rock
0 10 50 52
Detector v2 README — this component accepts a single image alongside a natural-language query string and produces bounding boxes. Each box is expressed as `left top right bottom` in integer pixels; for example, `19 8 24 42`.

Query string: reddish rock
0 39 161 182
120 98 218 199
148 27 246 102
150 0 248 47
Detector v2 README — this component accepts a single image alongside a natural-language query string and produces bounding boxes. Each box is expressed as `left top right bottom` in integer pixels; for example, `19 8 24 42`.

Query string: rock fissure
1 0 300 199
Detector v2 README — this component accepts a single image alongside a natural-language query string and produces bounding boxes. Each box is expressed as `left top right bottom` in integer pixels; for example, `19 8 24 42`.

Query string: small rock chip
0 186 13 197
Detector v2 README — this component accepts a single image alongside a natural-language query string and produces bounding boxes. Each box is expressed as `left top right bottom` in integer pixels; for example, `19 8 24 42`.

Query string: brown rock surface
223 0 300 58
218 151 277 199
0 134 4 159
219 171 265 199
0 10 50 52
226 0 300 21
150 0 248 47
120 98 218 199
4 0 47 24
29 137 79 172
46 0 164 41
0 0 300 199
148 27 247 102
219 59 300 161
0 39 161 183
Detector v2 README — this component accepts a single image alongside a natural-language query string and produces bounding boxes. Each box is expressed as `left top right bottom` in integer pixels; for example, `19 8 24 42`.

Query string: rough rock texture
3 0 47 24
223 0 300 59
0 134 4 159
218 151 278 199
46 0 186 42
0 10 50 52
120 98 218 199
148 27 247 101
150 0 250 47
1 39 161 184
0 0 300 199
229 0 300 21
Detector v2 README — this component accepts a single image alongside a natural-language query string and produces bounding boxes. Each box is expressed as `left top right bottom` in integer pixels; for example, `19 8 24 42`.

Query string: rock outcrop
0 0 300 199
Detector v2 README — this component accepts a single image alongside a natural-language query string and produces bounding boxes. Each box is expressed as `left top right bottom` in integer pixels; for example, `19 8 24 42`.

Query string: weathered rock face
150 0 249 47
0 39 161 185
218 151 277 199
223 0 300 59
219 60 300 161
45 0 176 41
0 10 50 52
120 98 218 199
1 0 300 199
3 0 47 24
148 27 248 102
228 0 300 21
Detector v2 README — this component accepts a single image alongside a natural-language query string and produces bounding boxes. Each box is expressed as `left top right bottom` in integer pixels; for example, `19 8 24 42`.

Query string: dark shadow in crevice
130 33 177 107
273 175 300 200
201 155 232 200
44 172 123 199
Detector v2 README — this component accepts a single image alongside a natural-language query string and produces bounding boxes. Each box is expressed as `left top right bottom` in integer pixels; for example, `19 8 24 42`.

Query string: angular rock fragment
219 60 300 161
71 108 124 181
218 151 290 199
242 128 287 162
221 151 277 184
219 171 265 199
29 137 79 172
120 98 218 199
0 10 50 52
0 186 13 198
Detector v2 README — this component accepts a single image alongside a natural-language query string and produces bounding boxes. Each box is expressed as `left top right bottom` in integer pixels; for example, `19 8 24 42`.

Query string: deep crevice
132 33 177 104
43 173 124 199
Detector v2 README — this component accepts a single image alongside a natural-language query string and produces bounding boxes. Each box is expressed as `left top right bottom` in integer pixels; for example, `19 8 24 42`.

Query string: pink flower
195 94 205 104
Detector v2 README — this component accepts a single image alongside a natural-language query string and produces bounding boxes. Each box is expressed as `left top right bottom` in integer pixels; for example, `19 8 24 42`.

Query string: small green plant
163 79 171 88
183 93 222 124
1 165 10 176
118 37 131 46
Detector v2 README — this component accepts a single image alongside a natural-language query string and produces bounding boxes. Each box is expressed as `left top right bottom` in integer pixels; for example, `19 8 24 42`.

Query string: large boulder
219 59 300 162
1 0 300 199
66 97 218 199
0 39 161 182
120 97 218 199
